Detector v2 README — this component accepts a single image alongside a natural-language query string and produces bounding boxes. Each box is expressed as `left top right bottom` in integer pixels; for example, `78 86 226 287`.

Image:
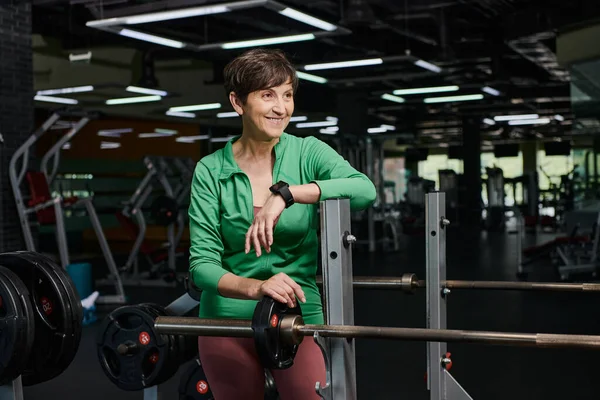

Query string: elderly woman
189 48 376 400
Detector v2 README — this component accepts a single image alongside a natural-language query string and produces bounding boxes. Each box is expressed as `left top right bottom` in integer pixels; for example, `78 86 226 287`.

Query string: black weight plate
0 266 35 385
0 251 81 386
138 303 180 386
263 369 280 400
252 296 302 370
178 359 214 400
22 252 83 381
97 304 169 391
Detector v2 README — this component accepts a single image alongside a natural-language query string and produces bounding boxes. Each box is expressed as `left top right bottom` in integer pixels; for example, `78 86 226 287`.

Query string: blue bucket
66 262 92 300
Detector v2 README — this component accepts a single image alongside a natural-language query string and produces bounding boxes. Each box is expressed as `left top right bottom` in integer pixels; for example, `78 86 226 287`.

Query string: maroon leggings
198 336 326 400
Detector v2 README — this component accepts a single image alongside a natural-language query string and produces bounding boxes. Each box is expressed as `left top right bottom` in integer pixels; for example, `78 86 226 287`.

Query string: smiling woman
188 48 376 400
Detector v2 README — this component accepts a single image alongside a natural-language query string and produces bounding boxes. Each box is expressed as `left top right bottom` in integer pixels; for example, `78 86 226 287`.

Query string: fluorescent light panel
296 120 337 128
508 118 551 126
98 128 133 137
414 59 442 73
119 29 184 48
34 95 78 105
222 33 314 49
296 71 327 84
320 126 339 134
278 7 337 31
100 141 120 149
126 86 168 96
304 58 383 71
393 86 458 95
381 94 405 103
87 4 229 27
106 95 161 105
170 103 221 112
166 111 195 118
217 112 239 118
176 135 210 143
482 86 501 96
138 132 176 138
211 136 236 143
483 118 496 126
423 94 483 103
290 116 307 122
37 85 94 95
493 114 539 121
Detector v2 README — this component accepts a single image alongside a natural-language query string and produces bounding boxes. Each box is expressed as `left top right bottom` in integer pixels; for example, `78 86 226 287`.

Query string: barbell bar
316 275 600 293
154 315 600 350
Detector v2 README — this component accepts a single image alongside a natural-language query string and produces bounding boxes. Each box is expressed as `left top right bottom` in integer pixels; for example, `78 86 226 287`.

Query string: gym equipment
109 156 187 288
178 360 279 400
9 110 126 304
484 167 505 231
315 274 600 293
0 251 83 400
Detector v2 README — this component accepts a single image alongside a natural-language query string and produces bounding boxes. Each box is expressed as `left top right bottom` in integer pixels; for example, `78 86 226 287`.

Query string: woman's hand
245 193 285 257
251 272 306 308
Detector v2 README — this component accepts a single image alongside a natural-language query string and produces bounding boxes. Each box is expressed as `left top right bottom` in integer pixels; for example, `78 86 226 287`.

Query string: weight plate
252 296 302 370
263 369 280 400
0 251 82 386
22 252 83 381
97 304 170 391
178 359 214 400
0 266 35 385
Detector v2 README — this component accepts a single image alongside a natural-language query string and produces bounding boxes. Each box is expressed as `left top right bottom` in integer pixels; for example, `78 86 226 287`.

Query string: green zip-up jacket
188 133 376 324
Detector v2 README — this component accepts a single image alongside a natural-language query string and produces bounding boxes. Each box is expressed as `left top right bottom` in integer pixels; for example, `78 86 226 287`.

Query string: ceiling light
69 52 91 63
393 86 458 96
368 127 387 133
304 58 383 71
119 29 184 48
381 94 405 103
217 112 239 118
100 141 121 149
126 86 168 96
483 118 496 126
320 127 339 135
169 103 221 112
166 111 195 118
508 118 551 126
87 4 229 27
482 86 501 96
98 128 133 137
296 71 328 84
138 132 176 138
290 116 308 122
155 128 177 135
34 95 78 105
106 95 161 105
493 114 539 121
423 94 483 103
176 135 210 143
278 7 337 31
326 116 338 122
380 124 395 131
211 136 236 143
296 120 337 128
37 85 94 96
414 59 442 73
554 114 565 121
62 143 71 150
222 33 315 49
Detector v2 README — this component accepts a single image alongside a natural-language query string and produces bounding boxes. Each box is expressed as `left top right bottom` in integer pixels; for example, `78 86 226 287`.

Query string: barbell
153 296 600 371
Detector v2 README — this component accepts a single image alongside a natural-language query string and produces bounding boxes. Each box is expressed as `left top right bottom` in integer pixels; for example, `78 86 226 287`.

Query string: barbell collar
154 316 600 350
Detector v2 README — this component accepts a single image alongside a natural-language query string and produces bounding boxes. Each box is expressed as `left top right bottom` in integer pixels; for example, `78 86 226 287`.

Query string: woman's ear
229 92 244 116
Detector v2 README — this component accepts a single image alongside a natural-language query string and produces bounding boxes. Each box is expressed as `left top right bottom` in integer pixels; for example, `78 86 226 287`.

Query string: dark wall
0 1 33 251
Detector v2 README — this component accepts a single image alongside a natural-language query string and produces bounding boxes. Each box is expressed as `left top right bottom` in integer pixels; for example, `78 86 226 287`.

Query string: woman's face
231 79 295 140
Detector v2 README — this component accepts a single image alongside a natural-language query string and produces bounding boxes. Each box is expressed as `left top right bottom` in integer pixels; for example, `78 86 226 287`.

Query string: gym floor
22 228 600 400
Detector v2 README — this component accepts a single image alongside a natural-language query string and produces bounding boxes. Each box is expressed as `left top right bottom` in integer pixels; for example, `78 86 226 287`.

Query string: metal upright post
426 192 472 400
0 377 24 400
318 199 357 400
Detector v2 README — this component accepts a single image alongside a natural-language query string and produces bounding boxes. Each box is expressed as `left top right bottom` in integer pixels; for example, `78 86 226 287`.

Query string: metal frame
0 377 24 400
426 192 472 400
318 199 357 399
557 212 600 280
8 111 126 305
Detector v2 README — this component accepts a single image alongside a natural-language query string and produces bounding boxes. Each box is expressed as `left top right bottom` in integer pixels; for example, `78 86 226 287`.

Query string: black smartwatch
269 181 294 208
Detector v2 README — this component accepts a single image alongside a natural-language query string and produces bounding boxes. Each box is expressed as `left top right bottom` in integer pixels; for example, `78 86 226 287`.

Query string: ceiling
29 0 600 148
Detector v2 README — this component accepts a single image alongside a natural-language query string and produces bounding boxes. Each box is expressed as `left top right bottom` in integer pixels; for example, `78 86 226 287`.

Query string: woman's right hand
252 272 306 308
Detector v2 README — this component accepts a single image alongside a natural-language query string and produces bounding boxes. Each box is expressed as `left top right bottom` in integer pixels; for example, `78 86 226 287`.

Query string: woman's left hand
245 194 286 257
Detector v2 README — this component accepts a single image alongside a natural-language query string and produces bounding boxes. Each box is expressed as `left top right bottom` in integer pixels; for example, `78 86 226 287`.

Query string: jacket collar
219 132 288 180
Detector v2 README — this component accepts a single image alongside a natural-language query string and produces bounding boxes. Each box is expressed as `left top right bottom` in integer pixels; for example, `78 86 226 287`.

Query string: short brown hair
223 48 299 104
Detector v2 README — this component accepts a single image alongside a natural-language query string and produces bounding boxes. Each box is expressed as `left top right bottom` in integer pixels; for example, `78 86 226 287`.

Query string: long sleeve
188 162 229 293
304 136 377 210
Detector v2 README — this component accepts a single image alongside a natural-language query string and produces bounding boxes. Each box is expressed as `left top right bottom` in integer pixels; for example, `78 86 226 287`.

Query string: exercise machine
484 167 505 231
109 156 187 287
9 110 125 304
